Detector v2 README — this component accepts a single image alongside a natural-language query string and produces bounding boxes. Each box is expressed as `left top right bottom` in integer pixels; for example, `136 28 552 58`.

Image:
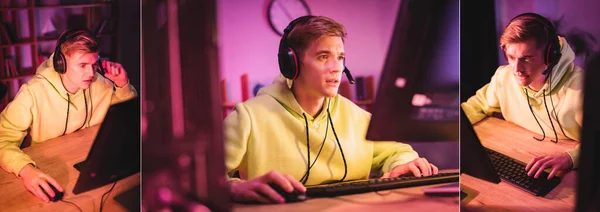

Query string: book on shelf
0 22 17 45
94 18 116 35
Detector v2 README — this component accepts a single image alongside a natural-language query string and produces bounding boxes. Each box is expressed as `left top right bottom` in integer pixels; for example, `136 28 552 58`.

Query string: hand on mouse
229 170 306 204
18 164 63 202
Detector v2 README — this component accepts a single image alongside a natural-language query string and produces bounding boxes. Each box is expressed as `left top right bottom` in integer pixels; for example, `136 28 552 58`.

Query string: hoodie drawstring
62 90 89 136
542 90 559 143
299 99 347 184
547 67 574 140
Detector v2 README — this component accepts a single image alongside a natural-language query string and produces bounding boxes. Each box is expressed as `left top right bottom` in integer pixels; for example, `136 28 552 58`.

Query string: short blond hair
287 16 347 58
500 17 551 51
60 30 99 56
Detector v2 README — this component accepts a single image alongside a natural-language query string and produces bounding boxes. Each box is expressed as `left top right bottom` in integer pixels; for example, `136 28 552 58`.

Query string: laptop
72 97 140 194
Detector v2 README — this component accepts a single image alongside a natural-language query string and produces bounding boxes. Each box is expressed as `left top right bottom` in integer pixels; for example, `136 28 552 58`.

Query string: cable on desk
100 181 118 212
60 199 83 212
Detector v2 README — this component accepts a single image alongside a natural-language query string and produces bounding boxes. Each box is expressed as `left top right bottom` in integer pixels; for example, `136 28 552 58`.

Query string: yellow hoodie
0 54 138 176
225 74 420 185
461 37 584 167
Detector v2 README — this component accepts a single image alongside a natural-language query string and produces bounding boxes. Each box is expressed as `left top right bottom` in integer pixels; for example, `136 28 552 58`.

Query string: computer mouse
40 183 64 202
271 185 307 203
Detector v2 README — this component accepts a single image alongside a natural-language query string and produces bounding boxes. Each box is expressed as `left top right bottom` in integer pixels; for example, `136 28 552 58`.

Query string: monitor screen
366 0 459 142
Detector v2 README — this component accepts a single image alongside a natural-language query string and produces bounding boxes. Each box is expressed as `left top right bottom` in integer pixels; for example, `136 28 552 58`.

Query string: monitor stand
73 160 87 171
460 183 479 205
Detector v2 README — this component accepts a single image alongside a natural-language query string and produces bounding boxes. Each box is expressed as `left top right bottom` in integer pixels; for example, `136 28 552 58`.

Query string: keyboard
306 172 459 197
484 148 561 196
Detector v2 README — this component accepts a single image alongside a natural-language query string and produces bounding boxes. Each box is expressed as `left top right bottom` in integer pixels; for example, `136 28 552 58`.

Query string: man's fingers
380 172 391 179
283 174 306 193
547 168 559 180
264 171 293 193
534 160 552 178
44 176 63 192
526 156 544 171
38 181 55 198
431 163 439 175
245 191 271 204
255 184 284 204
28 184 49 202
408 162 422 177
416 158 432 176
527 157 551 176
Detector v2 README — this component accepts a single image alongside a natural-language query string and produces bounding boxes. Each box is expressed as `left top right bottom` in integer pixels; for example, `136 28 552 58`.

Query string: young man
461 13 584 180
225 16 438 204
0 28 137 202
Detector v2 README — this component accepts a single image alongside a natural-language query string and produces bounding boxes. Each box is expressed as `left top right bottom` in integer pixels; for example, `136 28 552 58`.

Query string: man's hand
102 60 129 87
381 157 439 178
18 164 63 202
229 170 306 204
525 152 573 180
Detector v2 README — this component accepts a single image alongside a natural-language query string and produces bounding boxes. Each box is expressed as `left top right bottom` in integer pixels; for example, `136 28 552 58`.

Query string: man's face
505 39 549 89
294 36 345 98
63 50 98 90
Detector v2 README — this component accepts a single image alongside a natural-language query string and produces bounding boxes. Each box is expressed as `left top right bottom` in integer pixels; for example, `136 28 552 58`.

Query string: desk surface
0 125 140 212
233 170 460 212
461 117 579 212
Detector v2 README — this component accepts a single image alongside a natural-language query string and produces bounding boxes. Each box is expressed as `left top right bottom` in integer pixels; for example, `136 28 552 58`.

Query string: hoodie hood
35 53 88 98
524 36 576 98
256 74 331 122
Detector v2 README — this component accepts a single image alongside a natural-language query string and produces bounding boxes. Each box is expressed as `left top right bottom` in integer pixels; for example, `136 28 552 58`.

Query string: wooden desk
461 117 579 212
0 125 140 212
233 170 460 212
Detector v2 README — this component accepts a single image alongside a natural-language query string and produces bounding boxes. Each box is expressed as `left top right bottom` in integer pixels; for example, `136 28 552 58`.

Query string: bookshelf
0 0 118 111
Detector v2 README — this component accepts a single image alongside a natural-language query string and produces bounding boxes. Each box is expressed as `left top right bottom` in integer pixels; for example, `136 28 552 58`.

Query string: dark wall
460 0 499 102
117 0 141 91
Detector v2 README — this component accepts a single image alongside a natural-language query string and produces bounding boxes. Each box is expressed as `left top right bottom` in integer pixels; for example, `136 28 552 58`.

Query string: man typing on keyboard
224 16 438 204
461 13 584 181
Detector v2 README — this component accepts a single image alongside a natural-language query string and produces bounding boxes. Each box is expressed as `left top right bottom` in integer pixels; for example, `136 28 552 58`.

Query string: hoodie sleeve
371 141 420 174
461 69 503 124
111 80 138 105
223 103 252 181
0 85 36 177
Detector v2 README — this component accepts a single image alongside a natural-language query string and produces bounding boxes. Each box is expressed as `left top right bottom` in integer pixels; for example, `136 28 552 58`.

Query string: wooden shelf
0 34 116 49
0 3 110 11
1 74 34 82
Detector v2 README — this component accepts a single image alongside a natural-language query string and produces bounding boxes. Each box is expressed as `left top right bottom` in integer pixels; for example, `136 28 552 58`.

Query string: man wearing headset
0 28 137 202
461 13 584 180
225 16 438 204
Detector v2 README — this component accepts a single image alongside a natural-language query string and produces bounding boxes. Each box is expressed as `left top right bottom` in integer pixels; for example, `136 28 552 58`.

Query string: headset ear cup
53 52 66 74
278 48 299 80
288 48 299 80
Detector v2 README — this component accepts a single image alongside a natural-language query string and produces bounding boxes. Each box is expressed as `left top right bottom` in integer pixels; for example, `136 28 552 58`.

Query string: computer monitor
459 107 501 184
366 0 459 142
72 97 140 194
575 52 600 212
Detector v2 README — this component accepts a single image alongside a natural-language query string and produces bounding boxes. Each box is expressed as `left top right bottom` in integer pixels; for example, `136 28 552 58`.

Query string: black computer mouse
271 185 307 203
40 183 64 202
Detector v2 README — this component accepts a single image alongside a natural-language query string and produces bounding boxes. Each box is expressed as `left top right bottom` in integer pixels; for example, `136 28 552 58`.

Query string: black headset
504 12 562 75
277 15 355 84
53 28 97 74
